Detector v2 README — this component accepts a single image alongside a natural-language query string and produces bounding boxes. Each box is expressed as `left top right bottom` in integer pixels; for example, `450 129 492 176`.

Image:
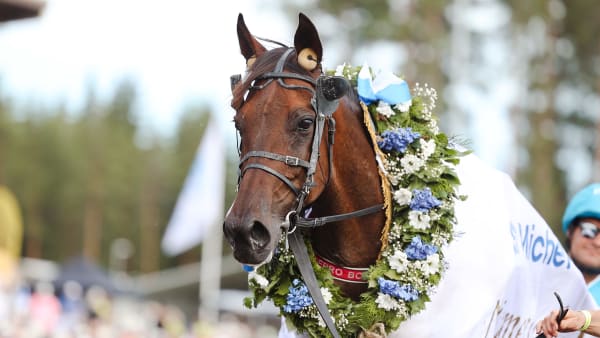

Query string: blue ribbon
357 63 412 106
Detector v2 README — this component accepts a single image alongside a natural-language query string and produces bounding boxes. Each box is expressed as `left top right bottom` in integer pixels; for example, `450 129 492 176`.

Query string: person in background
562 183 600 305
535 183 600 337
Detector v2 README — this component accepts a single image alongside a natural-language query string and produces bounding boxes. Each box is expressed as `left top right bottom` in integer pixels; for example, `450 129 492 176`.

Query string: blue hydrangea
377 277 419 302
410 188 441 211
405 236 438 260
377 128 420 153
283 279 314 313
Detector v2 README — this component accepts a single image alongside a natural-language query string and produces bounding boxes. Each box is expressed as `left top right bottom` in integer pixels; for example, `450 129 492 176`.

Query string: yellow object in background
0 186 23 259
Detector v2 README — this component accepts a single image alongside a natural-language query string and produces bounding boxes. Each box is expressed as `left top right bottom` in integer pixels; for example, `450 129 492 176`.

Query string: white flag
162 117 226 256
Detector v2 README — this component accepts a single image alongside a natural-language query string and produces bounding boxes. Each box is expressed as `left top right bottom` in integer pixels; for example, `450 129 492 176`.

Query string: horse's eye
297 118 314 131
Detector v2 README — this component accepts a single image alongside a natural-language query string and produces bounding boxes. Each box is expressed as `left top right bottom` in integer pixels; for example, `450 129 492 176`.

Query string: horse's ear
294 13 322 72
237 13 266 68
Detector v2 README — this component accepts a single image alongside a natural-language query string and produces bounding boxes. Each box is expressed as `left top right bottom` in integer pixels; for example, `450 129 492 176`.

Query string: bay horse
222 11 598 338
224 13 385 300
223 12 388 337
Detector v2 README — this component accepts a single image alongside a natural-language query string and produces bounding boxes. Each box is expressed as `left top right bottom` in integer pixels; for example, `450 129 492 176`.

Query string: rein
233 48 384 338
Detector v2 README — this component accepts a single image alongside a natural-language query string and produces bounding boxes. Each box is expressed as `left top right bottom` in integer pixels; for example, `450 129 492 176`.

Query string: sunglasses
579 222 600 239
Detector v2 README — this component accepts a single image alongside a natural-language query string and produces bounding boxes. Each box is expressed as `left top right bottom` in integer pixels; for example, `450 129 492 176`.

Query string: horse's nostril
250 221 270 249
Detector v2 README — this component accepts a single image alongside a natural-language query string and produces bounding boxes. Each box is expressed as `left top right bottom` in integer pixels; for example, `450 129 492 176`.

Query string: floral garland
243 64 467 337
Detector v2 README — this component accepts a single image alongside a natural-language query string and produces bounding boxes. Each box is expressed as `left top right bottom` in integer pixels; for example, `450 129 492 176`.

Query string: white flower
375 293 401 311
337 314 349 329
393 188 412 206
400 154 425 174
321 287 332 304
376 101 395 118
408 210 431 230
419 139 436 159
394 100 412 113
422 253 440 276
334 63 346 76
316 314 326 327
248 271 269 289
388 250 409 273
429 120 439 134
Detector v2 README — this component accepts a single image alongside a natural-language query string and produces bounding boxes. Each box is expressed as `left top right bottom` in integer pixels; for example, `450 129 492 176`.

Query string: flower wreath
243 63 467 337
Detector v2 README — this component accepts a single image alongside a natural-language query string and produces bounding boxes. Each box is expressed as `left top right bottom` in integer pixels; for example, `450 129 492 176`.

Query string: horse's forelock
231 47 317 110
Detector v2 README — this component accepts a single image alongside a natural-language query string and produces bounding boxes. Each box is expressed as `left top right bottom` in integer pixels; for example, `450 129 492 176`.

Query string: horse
222 12 596 338
224 12 385 300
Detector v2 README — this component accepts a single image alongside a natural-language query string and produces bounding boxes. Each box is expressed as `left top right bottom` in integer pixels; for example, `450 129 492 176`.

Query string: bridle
232 48 383 234
235 48 330 222
230 48 383 338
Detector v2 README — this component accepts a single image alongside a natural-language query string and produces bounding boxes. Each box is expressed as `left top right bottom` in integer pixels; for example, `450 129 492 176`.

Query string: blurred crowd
0 280 278 338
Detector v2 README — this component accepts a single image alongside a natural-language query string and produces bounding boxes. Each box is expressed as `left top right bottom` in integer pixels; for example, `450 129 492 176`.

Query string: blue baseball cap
562 183 600 234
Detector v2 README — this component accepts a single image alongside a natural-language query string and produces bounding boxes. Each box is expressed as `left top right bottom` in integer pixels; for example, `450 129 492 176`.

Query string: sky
0 0 292 139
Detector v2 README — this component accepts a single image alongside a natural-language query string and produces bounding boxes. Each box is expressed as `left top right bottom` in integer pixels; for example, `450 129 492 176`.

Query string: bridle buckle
285 156 299 166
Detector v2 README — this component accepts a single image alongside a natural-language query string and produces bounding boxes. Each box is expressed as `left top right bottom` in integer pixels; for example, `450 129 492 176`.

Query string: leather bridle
233 48 383 233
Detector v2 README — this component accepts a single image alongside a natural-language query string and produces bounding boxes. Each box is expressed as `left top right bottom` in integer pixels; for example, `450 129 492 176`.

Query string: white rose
393 188 412 206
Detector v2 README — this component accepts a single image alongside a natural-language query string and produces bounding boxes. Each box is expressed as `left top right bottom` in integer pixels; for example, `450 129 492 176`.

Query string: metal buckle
282 211 297 234
285 156 299 166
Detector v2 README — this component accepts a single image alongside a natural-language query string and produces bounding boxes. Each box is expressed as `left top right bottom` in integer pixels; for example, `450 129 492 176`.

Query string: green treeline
0 79 236 273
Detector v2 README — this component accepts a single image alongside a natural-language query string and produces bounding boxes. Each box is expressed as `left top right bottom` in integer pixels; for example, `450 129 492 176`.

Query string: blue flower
405 236 438 260
283 279 314 313
377 128 420 153
409 188 441 211
377 277 419 302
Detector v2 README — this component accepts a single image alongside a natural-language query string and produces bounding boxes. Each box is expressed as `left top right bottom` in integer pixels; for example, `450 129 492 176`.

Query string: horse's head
223 13 349 265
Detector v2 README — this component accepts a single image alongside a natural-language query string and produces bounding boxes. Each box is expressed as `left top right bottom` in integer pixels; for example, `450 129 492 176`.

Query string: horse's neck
310 100 385 288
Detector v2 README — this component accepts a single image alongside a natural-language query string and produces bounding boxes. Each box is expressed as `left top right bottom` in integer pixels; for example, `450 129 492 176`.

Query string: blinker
314 76 350 117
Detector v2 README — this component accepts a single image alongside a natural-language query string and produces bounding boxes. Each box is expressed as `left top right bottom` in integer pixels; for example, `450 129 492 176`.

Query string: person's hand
536 309 586 337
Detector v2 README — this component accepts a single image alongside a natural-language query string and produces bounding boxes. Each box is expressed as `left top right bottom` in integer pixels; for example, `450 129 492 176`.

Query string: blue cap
562 183 600 234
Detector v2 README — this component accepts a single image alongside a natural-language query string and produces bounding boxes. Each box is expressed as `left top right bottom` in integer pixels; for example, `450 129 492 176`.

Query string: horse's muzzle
223 218 273 264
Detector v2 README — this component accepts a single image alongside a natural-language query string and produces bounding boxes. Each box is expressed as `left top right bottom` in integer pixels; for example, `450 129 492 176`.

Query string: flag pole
160 114 227 323
199 218 223 323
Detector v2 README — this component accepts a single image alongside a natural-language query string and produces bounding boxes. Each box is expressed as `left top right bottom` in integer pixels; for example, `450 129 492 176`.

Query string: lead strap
289 231 341 338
